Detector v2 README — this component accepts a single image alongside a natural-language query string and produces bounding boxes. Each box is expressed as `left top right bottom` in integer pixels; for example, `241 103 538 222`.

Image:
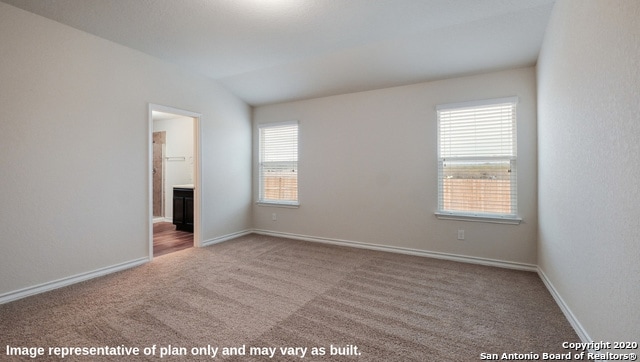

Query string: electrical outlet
272 213 277 221
457 230 465 240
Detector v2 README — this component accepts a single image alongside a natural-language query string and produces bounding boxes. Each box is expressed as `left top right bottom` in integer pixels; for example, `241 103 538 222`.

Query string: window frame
257 121 300 207
435 97 521 224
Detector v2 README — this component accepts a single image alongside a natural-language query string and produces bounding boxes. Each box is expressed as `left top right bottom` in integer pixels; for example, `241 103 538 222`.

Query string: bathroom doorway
148 104 201 259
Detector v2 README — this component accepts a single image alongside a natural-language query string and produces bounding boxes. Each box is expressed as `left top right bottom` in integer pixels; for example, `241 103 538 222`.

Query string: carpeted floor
0 234 579 361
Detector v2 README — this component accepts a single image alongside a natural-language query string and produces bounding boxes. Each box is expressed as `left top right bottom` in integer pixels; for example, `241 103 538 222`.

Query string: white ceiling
2 0 555 106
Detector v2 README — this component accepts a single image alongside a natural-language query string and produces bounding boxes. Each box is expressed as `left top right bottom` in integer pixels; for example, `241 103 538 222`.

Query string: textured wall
0 3 252 296
537 0 640 341
253 67 538 265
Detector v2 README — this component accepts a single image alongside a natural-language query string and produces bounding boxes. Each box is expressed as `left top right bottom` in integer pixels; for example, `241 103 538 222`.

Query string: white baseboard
0 257 148 305
252 229 537 272
0 229 251 304
537 267 592 344
201 229 253 247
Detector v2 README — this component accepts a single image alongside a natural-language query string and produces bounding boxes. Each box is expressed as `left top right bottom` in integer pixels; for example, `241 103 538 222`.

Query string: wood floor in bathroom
153 222 193 257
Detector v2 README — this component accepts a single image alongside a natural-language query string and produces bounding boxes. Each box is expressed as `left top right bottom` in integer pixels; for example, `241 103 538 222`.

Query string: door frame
148 103 202 260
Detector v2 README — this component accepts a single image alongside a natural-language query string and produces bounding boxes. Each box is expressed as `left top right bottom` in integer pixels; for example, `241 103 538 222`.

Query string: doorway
148 104 201 259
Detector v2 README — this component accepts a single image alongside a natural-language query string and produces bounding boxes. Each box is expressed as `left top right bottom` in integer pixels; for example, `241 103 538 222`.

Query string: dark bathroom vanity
172 185 194 232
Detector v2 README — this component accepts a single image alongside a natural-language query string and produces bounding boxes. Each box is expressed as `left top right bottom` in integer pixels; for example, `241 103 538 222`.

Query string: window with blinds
258 121 299 206
436 97 518 221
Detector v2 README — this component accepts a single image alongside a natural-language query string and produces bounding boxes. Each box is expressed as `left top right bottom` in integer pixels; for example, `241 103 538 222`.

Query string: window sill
435 212 522 225
256 201 300 209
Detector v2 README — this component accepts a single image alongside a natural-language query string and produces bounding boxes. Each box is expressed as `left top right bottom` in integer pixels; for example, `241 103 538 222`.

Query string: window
436 97 520 223
258 121 299 206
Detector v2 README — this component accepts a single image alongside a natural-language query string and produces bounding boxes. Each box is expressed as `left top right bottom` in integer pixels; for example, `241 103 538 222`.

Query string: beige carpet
1 234 579 361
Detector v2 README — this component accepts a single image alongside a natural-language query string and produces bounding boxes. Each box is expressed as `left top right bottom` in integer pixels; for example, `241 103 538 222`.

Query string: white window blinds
258 121 299 205
437 97 518 219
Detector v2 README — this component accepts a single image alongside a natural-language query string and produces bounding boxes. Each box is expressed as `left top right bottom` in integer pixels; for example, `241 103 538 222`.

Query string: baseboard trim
252 229 537 272
537 267 592 344
0 257 148 305
1 229 252 305
201 229 253 247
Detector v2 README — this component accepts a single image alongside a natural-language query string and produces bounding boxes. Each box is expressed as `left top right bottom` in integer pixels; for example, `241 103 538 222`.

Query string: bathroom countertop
172 184 194 189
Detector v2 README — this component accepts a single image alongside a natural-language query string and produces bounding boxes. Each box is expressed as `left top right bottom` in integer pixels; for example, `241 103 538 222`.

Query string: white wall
537 0 639 341
253 67 538 266
153 116 194 219
0 3 252 297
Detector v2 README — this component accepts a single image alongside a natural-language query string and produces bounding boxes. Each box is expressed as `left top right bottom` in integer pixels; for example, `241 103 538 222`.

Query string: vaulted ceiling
1 0 555 106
